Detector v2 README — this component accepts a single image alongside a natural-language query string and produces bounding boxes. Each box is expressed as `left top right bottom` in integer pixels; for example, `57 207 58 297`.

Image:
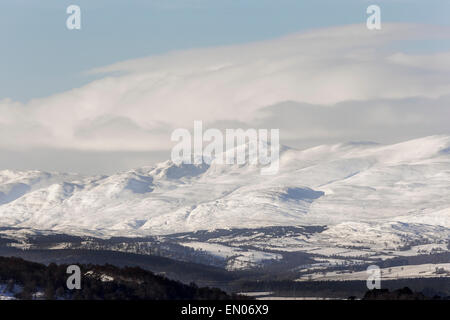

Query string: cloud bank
1 23 450 169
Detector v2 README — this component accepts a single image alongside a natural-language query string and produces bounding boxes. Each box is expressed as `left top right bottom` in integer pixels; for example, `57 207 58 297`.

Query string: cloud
254 95 450 149
1 23 450 156
387 52 450 72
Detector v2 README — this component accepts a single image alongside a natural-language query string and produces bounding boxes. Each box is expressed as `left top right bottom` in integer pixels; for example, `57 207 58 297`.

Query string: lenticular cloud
1 23 450 153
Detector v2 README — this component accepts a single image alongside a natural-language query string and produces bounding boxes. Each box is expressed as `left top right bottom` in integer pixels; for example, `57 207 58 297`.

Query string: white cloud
1 23 450 155
387 52 450 71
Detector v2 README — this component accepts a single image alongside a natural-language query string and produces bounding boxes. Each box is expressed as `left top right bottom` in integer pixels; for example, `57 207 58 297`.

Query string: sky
1 0 450 174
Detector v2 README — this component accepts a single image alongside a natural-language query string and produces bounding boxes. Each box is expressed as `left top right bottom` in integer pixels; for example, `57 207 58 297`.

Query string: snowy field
296 263 450 281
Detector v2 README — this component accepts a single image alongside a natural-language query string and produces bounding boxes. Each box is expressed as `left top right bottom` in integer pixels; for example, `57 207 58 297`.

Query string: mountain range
1 135 449 235
0 135 449 273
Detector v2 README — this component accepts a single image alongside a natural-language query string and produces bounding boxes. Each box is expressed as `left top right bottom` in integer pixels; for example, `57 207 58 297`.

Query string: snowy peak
0 135 449 236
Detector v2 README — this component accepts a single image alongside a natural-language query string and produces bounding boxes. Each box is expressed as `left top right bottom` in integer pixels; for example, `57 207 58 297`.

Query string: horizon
1 133 449 175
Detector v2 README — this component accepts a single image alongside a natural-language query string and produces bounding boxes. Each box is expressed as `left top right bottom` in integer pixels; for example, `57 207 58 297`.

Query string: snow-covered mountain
0 135 449 240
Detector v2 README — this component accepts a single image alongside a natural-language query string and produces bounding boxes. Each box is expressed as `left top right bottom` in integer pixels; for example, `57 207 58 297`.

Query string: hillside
0 256 244 300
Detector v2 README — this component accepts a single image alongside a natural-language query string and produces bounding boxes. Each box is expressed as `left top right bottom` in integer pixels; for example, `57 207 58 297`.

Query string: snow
0 283 21 300
85 271 114 282
237 292 273 297
181 241 282 270
296 263 450 281
0 135 448 242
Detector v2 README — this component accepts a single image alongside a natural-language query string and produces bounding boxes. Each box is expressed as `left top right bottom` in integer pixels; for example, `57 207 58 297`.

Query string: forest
0 256 247 300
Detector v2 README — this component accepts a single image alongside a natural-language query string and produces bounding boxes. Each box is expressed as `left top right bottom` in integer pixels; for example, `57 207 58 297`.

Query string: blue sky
1 1 450 174
1 0 450 102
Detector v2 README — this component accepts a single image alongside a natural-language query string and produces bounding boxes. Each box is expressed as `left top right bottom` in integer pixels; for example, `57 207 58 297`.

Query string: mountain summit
0 135 449 237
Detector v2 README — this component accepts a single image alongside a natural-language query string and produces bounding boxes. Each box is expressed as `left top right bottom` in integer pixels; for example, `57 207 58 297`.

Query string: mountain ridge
0 135 449 237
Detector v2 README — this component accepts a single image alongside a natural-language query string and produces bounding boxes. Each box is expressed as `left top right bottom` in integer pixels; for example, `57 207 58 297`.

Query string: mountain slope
0 135 449 237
